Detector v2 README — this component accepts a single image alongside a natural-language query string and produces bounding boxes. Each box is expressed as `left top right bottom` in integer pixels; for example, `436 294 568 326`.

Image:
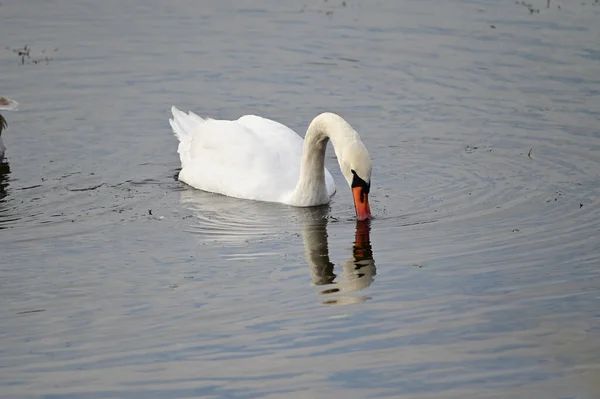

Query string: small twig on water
527 148 533 159
13 45 30 64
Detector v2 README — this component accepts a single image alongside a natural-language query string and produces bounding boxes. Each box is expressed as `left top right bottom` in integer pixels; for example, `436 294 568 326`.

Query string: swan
169 107 372 220
0 96 19 159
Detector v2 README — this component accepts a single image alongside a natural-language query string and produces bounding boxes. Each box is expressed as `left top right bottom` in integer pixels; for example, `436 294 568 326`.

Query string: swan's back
170 107 335 203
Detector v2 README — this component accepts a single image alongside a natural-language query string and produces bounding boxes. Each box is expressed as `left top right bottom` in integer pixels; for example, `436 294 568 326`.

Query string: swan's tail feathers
169 106 210 166
170 106 199 142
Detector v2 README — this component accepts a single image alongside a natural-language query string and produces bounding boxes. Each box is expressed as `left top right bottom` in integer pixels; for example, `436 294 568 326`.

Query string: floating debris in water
68 183 105 192
546 190 564 202
17 309 46 315
516 1 540 13
8 44 56 65
13 44 30 64
464 145 492 153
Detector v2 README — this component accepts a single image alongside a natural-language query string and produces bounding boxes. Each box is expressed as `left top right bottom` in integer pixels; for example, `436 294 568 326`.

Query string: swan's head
339 141 372 220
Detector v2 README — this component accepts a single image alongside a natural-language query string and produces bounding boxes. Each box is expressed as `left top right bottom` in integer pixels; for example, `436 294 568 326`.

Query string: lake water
1 0 600 398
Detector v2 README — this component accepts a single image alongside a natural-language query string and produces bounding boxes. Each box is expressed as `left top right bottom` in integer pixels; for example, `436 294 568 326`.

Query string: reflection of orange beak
352 187 372 221
354 220 371 252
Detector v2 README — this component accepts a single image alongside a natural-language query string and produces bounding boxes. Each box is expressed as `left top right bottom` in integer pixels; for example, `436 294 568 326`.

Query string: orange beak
352 186 372 221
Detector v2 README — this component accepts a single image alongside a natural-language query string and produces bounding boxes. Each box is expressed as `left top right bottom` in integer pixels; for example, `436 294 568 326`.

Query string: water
1 0 600 398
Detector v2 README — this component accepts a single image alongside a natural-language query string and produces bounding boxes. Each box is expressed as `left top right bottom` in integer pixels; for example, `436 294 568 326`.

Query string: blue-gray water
1 1 600 398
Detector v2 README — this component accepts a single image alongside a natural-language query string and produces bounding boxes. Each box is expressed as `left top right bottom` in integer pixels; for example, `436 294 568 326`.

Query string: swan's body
169 107 372 219
0 97 19 159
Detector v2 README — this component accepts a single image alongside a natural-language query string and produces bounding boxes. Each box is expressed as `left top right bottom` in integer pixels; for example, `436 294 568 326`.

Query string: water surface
1 0 600 398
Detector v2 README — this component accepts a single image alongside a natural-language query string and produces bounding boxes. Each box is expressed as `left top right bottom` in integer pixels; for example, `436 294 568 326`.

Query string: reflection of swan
180 190 376 304
169 107 372 219
181 189 376 305
0 96 19 159
180 188 291 245
299 208 376 305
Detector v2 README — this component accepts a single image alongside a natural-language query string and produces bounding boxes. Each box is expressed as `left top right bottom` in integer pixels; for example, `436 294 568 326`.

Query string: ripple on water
374 112 600 233
180 188 293 244
0 163 182 242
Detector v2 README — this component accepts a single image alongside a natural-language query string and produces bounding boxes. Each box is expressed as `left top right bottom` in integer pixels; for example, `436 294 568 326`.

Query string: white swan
169 107 372 219
0 96 19 159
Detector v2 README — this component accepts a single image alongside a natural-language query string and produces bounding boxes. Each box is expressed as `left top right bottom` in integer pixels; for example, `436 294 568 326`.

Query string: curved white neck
290 112 360 205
